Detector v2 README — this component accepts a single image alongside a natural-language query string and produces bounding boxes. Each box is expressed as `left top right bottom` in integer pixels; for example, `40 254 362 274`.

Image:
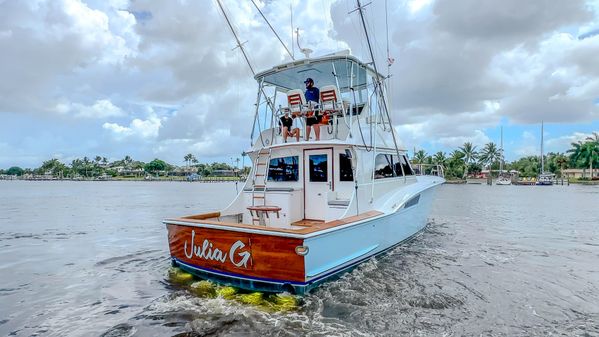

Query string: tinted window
393 154 414 176
339 153 354 181
267 156 299 181
400 155 414 175
374 154 394 179
309 154 328 182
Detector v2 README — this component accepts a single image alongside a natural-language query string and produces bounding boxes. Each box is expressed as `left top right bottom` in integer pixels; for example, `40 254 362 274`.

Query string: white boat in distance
496 174 512 185
164 51 445 294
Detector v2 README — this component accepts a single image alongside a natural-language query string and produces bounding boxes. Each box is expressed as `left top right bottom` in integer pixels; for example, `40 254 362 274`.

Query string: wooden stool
247 205 281 226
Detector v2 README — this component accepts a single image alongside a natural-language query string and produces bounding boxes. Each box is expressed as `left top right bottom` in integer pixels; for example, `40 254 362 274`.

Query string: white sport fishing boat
164 2 445 294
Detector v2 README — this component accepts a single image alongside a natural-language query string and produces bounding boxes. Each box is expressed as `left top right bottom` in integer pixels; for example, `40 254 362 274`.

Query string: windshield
260 58 368 92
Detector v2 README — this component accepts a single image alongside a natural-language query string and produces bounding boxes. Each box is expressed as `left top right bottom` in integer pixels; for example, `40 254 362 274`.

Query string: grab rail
412 164 445 178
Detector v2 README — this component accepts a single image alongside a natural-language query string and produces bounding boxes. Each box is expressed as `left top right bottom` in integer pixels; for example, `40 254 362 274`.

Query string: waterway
0 181 598 336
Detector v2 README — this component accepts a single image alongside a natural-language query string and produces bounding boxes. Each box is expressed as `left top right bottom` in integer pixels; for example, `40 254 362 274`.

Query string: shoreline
0 177 244 183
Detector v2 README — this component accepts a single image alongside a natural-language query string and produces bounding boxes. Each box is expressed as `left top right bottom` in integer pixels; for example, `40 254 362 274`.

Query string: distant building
562 168 599 179
212 169 237 177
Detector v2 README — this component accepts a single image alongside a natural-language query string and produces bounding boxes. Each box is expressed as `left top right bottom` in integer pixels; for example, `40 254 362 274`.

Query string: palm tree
413 150 428 164
554 153 568 178
586 133 599 179
184 153 193 171
432 151 447 166
123 155 133 169
82 156 91 177
566 138 599 179
479 142 503 175
580 140 599 179
459 142 478 178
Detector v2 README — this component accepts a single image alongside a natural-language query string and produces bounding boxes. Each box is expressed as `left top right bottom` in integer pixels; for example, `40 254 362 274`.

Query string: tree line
1 153 248 178
2 134 597 180
413 132 598 180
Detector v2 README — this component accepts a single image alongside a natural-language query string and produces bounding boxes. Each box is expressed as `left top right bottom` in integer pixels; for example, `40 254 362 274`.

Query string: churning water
0 181 598 336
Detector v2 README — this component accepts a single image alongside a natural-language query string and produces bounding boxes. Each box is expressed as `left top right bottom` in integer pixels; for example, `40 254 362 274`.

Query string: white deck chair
286 89 306 116
319 85 342 115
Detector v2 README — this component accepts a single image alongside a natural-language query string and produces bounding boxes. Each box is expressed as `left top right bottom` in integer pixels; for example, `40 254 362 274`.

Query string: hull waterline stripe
173 258 307 286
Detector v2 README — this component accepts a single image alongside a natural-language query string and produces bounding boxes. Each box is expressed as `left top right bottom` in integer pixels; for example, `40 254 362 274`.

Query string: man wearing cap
304 78 321 141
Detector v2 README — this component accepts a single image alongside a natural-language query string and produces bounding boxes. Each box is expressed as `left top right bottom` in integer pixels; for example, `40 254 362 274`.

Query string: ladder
251 148 271 207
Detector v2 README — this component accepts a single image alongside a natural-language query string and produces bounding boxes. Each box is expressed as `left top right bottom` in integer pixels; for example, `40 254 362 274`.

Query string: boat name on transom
184 230 251 268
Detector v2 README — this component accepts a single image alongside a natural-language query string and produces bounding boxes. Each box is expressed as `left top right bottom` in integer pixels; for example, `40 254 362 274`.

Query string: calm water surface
0 181 598 336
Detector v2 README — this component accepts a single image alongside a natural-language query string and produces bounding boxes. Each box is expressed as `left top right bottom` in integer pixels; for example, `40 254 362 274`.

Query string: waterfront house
562 168 599 179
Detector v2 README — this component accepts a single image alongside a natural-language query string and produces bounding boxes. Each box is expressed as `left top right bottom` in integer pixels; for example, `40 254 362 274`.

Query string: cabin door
304 149 333 220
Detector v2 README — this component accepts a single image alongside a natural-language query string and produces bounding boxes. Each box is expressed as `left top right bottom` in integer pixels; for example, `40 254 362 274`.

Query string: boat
496 174 512 185
163 2 444 295
536 121 554 186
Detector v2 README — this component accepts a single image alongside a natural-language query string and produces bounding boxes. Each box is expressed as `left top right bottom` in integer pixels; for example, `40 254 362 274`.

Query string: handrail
412 163 445 178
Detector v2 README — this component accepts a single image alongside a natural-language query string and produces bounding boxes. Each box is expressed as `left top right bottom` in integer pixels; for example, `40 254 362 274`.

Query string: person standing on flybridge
304 77 320 141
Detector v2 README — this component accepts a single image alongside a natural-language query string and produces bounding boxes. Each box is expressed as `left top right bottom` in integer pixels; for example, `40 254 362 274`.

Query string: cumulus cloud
103 114 162 139
54 99 125 118
0 0 137 115
545 131 599 153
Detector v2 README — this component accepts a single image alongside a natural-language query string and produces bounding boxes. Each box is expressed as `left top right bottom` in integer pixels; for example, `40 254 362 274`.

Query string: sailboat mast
500 126 504 172
540 121 544 173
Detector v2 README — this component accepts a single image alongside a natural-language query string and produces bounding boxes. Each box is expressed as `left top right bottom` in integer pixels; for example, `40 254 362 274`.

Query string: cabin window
400 155 414 175
267 156 299 181
309 154 328 182
339 153 354 181
393 155 414 176
374 154 394 179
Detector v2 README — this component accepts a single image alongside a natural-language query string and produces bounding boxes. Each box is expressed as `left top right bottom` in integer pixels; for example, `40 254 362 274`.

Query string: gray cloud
1 0 598 168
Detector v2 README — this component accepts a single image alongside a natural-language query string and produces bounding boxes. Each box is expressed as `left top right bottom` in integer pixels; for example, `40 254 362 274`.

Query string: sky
0 0 598 169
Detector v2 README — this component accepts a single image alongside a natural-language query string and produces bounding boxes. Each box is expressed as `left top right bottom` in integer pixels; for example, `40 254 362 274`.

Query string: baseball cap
304 78 313 84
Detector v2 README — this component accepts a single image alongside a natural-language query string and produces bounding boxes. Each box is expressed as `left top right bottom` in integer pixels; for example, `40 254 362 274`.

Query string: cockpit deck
164 210 383 237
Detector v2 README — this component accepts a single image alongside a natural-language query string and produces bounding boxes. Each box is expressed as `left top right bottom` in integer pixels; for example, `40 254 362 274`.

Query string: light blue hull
300 186 437 292
169 180 442 295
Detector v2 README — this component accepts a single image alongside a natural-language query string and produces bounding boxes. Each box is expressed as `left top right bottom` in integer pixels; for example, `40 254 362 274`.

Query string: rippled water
1 181 598 336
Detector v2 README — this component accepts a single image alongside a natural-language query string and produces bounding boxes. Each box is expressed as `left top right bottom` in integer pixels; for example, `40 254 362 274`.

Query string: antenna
295 28 313 58
290 2 294 58
249 0 294 60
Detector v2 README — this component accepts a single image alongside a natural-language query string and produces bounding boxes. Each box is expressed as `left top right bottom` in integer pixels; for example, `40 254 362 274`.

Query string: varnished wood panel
167 225 306 282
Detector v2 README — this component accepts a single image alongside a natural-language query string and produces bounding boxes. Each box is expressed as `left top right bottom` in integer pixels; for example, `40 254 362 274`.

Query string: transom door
304 149 333 220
